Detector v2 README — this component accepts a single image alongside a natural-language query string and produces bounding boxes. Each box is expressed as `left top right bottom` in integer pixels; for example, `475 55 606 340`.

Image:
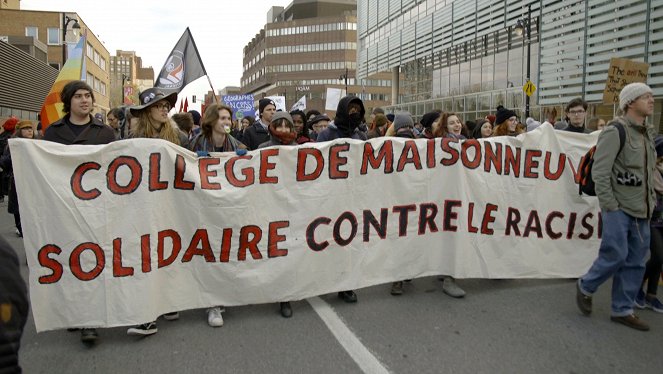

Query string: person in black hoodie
315 96 364 303
316 96 367 142
243 99 276 150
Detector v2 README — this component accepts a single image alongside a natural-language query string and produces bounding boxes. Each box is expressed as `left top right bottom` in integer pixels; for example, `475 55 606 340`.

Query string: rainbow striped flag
40 34 87 129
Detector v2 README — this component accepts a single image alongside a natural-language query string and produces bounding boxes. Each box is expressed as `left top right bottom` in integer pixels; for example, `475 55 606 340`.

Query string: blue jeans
579 210 650 316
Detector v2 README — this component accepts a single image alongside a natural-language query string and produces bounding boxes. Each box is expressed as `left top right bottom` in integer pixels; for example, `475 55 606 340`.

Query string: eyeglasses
569 110 586 115
154 102 171 111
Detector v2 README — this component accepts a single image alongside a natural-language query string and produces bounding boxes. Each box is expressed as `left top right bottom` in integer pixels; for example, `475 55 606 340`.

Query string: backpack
578 122 626 196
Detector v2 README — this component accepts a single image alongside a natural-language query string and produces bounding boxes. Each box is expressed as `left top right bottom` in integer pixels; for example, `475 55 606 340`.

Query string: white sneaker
207 307 224 327
442 276 466 298
163 312 179 321
127 322 157 336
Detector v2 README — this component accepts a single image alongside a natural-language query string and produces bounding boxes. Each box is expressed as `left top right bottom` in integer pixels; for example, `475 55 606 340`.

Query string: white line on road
307 296 391 374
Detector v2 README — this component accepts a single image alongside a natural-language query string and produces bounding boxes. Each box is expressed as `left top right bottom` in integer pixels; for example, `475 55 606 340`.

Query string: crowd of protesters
0 80 661 372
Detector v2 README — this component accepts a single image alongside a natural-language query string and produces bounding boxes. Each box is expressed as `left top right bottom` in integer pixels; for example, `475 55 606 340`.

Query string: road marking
307 297 390 374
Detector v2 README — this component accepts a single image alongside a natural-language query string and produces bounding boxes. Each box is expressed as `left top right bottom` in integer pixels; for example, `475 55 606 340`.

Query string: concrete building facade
109 50 155 108
0 7 112 116
242 0 391 115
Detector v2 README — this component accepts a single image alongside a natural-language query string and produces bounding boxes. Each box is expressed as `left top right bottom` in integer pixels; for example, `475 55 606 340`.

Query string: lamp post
514 3 532 118
62 14 81 66
339 67 348 94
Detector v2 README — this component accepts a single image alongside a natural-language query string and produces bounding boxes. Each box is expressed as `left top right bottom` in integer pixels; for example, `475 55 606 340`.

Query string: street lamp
513 3 532 118
339 67 349 94
62 14 81 66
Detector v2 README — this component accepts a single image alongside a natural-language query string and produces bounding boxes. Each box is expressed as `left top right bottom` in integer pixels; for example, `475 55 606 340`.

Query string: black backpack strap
613 122 626 155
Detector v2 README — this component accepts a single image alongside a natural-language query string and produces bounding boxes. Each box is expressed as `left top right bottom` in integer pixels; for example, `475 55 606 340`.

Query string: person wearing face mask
190 104 246 153
255 111 298 318
315 95 368 142
312 96 364 304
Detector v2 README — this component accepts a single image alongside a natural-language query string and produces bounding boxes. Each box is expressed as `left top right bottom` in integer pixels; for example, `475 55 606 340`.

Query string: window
47 28 60 45
87 43 94 58
25 26 38 39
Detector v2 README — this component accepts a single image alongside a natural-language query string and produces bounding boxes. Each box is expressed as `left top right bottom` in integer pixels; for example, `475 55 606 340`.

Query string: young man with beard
576 83 656 331
315 95 368 142
243 98 276 150
43 80 115 344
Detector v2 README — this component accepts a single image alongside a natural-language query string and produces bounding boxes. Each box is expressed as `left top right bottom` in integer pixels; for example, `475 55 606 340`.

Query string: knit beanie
271 111 293 128
420 111 441 129
386 114 395 122
259 98 276 114
495 105 516 125
393 112 414 132
486 114 496 125
188 110 201 126
3 117 19 132
619 82 652 111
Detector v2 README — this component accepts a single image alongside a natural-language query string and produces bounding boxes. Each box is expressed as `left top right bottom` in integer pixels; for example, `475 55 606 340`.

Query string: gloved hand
236 148 247 156
196 151 210 157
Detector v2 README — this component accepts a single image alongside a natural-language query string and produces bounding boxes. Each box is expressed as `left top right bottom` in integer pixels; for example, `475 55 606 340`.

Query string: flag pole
186 27 219 104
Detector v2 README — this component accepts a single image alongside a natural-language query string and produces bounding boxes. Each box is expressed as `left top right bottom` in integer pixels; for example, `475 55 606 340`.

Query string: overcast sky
21 0 291 109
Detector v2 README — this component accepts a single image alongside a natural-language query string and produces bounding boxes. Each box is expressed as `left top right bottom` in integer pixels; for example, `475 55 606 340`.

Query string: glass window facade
358 0 663 128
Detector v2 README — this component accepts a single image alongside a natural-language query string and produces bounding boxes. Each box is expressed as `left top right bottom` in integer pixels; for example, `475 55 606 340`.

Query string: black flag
154 27 207 94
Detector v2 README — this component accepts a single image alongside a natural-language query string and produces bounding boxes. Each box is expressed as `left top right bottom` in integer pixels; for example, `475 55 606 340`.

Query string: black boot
280 302 292 318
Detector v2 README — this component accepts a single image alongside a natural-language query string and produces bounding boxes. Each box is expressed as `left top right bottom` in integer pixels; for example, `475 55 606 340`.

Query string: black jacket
242 121 270 151
0 236 28 373
43 114 116 145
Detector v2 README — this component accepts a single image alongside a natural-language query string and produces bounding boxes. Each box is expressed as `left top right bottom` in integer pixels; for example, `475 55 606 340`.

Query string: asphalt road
3 200 661 373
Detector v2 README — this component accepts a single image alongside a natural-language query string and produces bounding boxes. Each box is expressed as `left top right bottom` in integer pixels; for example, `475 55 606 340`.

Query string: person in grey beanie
391 112 416 139
576 82 656 331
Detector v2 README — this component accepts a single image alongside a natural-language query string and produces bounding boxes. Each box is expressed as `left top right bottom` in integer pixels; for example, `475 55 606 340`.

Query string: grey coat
592 115 656 218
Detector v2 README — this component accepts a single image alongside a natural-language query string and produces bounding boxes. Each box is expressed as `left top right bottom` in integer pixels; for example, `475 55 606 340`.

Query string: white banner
266 95 286 112
11 124 601 331
325 88 345 111
291 95 307 112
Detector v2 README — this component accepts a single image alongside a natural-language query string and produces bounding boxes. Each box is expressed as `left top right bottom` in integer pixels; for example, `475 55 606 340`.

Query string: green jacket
592 115 656 218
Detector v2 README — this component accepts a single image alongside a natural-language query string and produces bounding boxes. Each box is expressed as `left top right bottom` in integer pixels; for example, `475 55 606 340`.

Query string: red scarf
269 126 297 145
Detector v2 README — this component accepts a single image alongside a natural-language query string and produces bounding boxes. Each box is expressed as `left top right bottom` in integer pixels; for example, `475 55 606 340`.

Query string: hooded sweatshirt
316 96 367 141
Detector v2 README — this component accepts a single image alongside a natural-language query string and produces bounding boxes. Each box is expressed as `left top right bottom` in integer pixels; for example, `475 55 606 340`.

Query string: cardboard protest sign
602 58 649 104
11 125 601 331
